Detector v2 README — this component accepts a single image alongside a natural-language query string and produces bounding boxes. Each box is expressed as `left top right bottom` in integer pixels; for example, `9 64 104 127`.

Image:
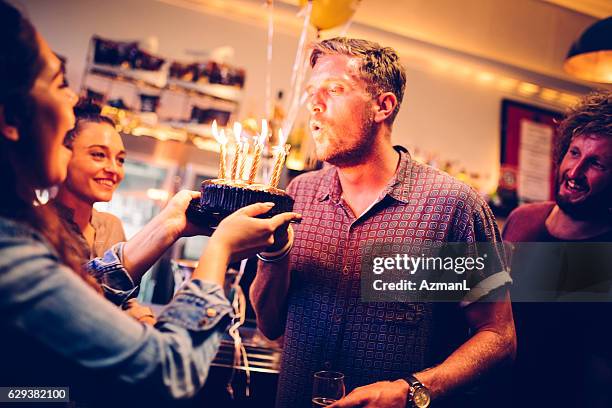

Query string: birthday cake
186 119 294 227
201 179 293 215
187 179 294 226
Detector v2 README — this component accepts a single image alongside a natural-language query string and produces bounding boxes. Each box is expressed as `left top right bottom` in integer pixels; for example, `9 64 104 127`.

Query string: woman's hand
159 190 214 240
122 190 212 283
214 202 301 262
191 203 301 285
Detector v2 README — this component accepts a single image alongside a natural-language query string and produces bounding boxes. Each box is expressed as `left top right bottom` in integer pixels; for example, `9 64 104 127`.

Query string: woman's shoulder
0 216 46 243
90 210 126 252
91 209 122 227
91 210 125 236
0 216 63 294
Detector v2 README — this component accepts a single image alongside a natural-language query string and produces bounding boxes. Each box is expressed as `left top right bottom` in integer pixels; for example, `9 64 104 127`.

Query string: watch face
413 388 431 408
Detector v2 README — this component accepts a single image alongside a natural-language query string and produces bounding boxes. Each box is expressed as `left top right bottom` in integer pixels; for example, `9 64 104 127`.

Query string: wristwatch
405 375 431 408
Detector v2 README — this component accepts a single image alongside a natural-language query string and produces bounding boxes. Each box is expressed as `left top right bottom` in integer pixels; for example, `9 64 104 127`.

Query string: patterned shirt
270 147 511 408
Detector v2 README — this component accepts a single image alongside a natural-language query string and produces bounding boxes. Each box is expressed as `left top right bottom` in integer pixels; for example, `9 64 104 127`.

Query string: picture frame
500 99 564 203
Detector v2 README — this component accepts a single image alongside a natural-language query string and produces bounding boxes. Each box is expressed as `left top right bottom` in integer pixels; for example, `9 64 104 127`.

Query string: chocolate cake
187 179 294 227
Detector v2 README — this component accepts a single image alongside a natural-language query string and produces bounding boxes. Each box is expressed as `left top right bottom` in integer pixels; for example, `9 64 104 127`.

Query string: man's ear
0 105 20 142
373 92 398 123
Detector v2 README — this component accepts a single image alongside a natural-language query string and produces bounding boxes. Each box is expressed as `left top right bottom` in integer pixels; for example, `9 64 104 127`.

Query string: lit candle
269 129 290 188
261 119 268 144
269 144 290 189
220 129 230 180
231 122 244 181
238 136 250 181
233 121 242 143
229 123 242 180
248 131 266 184
212 120 227 179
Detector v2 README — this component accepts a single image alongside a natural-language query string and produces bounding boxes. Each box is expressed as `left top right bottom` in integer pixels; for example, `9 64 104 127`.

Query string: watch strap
404 375 428 408
405 375 423 389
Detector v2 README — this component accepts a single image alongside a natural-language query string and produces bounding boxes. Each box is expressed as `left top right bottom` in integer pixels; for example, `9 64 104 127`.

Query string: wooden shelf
87 63 243 103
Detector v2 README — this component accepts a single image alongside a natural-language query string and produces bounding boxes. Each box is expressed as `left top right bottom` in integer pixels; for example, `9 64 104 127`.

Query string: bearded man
503 90 612 408
504 91 612 243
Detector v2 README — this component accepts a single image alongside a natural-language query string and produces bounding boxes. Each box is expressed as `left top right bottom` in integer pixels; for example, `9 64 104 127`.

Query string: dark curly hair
0 0 100 292
64 97 116 148
310 37 406 124
555 90 612 166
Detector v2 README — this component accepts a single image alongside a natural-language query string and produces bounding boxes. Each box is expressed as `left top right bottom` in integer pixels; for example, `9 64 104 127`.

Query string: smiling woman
53 101 127 258
0 2 300 404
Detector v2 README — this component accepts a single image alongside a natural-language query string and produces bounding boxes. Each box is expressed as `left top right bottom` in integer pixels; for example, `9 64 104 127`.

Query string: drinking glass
312 370 345 407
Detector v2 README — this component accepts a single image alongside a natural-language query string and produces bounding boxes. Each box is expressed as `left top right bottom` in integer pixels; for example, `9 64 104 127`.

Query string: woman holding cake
0 1 299 405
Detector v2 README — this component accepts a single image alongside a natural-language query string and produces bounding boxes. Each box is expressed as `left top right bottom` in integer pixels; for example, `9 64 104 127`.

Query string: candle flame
213 120 227 145
216 128 227 145
257 131 267 145
261 119 268 140
277 128 285 147
233 121 242 142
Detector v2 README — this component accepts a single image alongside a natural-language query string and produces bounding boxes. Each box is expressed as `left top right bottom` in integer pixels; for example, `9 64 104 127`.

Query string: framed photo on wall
500 99 564 203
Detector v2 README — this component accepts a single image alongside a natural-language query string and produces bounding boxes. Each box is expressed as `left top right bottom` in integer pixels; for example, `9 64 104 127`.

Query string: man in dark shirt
251 37 516 408
503 90 612 407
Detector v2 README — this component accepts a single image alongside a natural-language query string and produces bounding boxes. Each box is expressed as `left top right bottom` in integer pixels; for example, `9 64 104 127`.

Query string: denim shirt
0 216 232 402
86 241 140 305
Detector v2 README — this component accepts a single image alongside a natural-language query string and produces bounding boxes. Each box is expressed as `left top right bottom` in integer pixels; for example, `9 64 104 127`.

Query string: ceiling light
476 72 495 84
497 77 518 91
564 17 612 83
559 93 580 106
540 88 559 101
517 82 539 95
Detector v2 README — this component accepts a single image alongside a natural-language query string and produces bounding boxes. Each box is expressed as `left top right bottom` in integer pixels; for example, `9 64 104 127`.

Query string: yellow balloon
299 0 360 31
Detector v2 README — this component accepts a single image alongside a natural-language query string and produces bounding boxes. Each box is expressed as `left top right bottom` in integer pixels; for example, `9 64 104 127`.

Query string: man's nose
307 92 325 114
567 159 587 179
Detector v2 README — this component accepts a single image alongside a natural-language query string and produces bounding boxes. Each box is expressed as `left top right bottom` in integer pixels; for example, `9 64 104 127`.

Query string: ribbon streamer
265 0 274 119
282 0 312 138
226 259 251 399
